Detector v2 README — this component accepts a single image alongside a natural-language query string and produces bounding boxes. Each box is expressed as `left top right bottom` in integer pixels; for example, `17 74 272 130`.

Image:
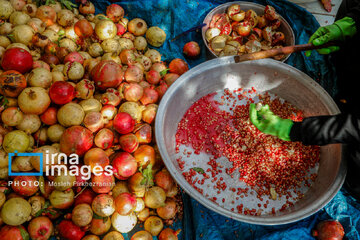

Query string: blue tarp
89 0 359 239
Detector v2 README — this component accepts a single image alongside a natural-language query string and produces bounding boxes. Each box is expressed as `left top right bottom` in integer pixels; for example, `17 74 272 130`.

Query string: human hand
249 103 293 141
305 17 356 57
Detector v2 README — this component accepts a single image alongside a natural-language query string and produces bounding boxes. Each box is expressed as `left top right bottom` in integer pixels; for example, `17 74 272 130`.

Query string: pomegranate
154 168 174 192
74 188 96 206
91 60 124 90
64 52 84 64
112 152 137 179
49 189 74 209
125 65 143 83
312 220 345 240
131 231 152 240
163 73 179 86
58 220 85 240
74 19 94 38
101 104 118 123
91 172 115 194
144 216 163 236
114 192 137 215
155 81 168 99
234 21 251 37
159 228 180 240
1 107 23 126
106 4 124 22
144 186 166 209
0 70 27 97
76 79 95 100
91 194 115 217
104 231 125 240
120 49 136 65
0 198 32 226
0 225 28 240
49 81 75 105
41 54 60 65
145 70 161 85
113 112 135 134
79 1 95 15
33 128 48 145
156 198 177 220
18 87 51 115
40 107 57 125
140 86 159 105
57 103 85 127
119 133 139 153
84 112 104 132
90 217 112 236
137 208 150 222
94 128 114 149
60 126 94 156
1 48 33 73
33 61 50 71
150 62 167 73
123 83 144 102
169 58 189 75
36 5 56 26
142 104 158 124
27 216 54 240
72 203 93 227
116 23 127 36
101 89 121 106
183 41 201 59
134 123 152 144
84 148 110 173
134 145 156 169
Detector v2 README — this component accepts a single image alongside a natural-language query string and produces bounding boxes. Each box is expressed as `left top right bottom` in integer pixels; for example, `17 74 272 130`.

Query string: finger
308 27 326 44
312 33 330 46
328 46 340 53
258 104 270 116
317 48 331 54
249 104 260 126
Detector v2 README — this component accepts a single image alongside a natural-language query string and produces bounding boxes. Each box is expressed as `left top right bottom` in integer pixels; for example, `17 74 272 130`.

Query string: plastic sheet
61 0 360 239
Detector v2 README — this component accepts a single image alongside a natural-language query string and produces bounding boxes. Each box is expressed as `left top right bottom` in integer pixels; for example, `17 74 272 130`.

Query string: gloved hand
249 103 294 141
305 16 357 57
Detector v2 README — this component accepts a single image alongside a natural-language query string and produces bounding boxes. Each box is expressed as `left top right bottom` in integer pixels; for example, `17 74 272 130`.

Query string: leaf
160 68 170 77
93 213 104 219
18 227 30 240
139 164 154 187
191 167 205 174
98 15 111 21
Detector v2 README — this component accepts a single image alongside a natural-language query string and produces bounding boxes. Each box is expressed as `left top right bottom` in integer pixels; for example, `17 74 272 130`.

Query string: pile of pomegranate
205 4 287 59
0 0 188 239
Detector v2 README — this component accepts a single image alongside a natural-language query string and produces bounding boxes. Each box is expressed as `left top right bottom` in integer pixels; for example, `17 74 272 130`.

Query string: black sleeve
345 0 360 32
289 114 360 146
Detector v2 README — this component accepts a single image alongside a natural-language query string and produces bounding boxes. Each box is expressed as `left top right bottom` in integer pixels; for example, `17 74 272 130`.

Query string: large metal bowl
202 2 295 61
155 57 346 225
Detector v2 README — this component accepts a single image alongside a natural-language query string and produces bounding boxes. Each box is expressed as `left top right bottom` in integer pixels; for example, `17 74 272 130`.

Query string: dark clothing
290 0 360 199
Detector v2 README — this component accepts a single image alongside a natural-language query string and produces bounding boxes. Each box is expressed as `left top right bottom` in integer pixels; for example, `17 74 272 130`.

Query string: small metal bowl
155 57 346 225
202 2 295 61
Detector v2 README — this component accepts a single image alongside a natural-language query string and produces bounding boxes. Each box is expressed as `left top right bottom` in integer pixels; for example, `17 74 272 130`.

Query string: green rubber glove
249 103 294 141
305 16 357 57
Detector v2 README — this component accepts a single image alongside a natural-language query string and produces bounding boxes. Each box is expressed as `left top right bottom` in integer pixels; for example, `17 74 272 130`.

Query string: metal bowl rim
201 1 296 62
155 57 346 225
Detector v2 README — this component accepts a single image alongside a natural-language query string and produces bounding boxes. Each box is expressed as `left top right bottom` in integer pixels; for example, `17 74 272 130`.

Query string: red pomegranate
112 152 138 180
12 176 39 196
64 52 84 65
57 220 85 240
1 48 33 74
0 225 28 240
312 220 345 240
60 126 94 157
49 81 76 105
91 60 124 90
183 41 201 59
40 107 58 125
74 189 96 206
169 58 189 75
113 112 135 134
28 216 54 240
